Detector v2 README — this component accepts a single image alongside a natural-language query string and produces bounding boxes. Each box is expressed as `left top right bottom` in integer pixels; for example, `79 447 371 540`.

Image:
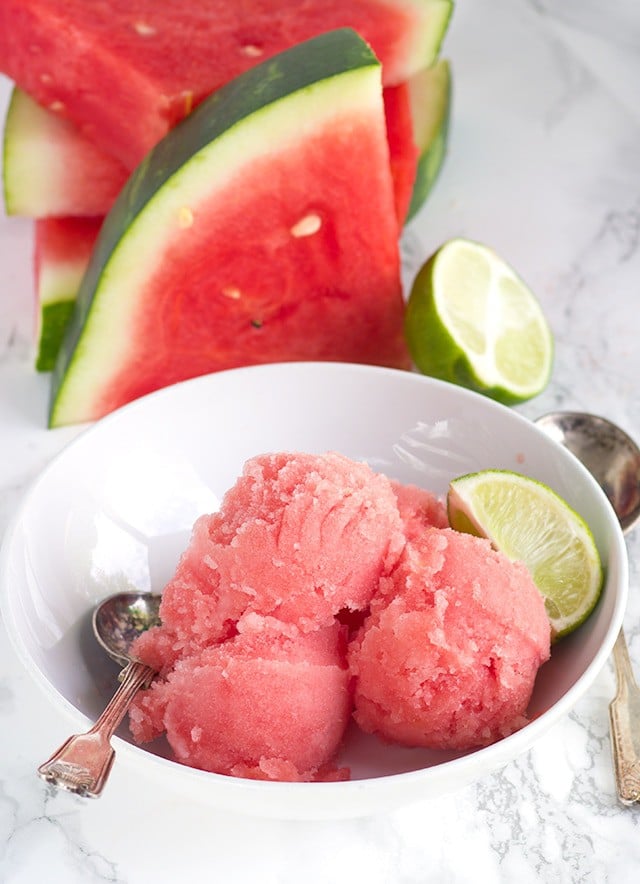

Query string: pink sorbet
349 528 551 750
130 618 351 782
129 451 555 781
153 451 406 656
390 479 449 537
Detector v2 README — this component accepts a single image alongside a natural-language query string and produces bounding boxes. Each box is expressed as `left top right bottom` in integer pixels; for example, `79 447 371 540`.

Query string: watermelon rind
36 252 91 373
405 58 451 222
37 299 76 372
402 0 453 74
3 88 126 218
2 89 55 215
33 217 103 371
50 28 404 427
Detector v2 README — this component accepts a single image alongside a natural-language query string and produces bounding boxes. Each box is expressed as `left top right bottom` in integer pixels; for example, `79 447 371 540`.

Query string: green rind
37 299 77 372
49 29 383 427
406 59 451 222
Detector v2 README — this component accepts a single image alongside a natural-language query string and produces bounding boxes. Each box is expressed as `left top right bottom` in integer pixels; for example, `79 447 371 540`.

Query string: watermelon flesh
117 127 403 390
34 216 103 371
0 0 453 169
50 31 410 426
383 83 419 226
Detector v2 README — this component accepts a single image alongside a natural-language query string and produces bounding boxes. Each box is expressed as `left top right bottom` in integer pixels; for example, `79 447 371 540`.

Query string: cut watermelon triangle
50 30 410 427
7 72 427 375
16 71 419 374
0 0 453 168
16 66 450 373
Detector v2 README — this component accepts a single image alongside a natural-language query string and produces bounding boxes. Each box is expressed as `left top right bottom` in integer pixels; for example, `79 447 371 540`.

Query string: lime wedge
404 238 554 404
447 469 604 639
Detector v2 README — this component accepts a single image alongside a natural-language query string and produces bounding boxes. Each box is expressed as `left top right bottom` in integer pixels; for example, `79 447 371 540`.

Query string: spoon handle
37 660 155 798
609 629 640 805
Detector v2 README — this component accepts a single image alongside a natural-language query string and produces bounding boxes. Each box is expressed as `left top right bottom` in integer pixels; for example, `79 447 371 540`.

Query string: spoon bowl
93 591 162 668
536 411 640 534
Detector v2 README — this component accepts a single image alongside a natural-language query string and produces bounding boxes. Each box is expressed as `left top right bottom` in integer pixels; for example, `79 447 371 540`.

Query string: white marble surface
1 1 640 881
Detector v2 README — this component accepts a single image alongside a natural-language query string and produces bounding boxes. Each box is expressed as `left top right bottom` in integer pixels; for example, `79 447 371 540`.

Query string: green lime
405 238 554 404
447 469 604 639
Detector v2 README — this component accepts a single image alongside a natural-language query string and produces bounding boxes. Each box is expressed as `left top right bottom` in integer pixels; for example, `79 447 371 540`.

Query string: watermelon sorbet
129 452 551 782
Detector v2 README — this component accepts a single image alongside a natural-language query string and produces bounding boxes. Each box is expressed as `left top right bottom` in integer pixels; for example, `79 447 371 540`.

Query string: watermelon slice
16 76 418 375
34 216 103 371
50 30 410 427
0 0 453 169
3 89 128 218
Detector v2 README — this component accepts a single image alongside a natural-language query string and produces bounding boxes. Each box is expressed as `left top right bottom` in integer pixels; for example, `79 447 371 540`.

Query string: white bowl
0 363 628 819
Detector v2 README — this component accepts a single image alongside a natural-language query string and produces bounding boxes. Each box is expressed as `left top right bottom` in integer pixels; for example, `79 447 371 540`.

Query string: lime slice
404 238 554 404
447 469 604 639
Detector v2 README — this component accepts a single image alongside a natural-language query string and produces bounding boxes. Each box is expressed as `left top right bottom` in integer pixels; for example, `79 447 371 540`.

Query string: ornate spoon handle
37 660 155 798
609 629 640 805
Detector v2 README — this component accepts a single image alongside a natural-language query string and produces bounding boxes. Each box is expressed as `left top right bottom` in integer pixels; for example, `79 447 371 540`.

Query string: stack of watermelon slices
0 0 453 425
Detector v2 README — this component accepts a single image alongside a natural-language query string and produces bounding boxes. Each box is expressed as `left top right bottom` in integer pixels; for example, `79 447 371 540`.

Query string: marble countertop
1 1 640 881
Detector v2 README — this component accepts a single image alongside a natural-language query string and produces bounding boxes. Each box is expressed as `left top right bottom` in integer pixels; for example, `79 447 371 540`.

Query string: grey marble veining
1 0 640 881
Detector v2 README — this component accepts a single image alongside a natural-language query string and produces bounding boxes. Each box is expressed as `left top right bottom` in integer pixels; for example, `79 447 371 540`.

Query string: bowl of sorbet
0 363 627 819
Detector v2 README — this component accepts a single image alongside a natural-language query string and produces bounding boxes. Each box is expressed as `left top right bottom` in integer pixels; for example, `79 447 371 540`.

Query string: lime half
447 469 604 639
405 238 554 404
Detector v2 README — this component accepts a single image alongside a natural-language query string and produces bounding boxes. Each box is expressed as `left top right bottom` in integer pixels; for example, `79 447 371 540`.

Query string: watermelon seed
133 22 157 37
182 91 194 116
222 286 241 300
241 44 263 58
290 214 321 238
49 100 65 113
251 319 263 329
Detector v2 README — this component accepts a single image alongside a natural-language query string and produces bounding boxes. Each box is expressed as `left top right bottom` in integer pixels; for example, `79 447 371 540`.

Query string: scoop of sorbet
130 617 351 782
154 451 406 656
349 528 551 750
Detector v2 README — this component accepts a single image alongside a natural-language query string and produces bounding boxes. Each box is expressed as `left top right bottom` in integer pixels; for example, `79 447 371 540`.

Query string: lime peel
447 469 604 639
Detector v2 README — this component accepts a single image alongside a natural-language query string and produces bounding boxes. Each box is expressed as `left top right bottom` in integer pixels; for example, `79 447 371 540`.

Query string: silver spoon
38 591 162 797
536 411 640 805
